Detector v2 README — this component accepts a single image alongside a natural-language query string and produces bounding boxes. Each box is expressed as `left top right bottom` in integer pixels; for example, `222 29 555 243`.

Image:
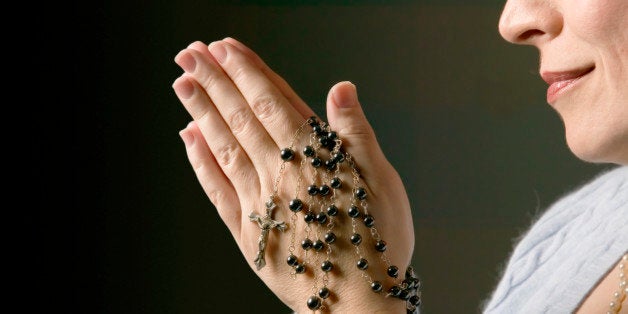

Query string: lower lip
546 72 591 104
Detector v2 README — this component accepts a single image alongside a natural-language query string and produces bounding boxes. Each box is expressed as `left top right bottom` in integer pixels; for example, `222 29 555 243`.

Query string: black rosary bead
327 131 337 141
318 287 330 299
363 214 375 227
287 254 298 267
325 159 337 171
375 240 387 252
330 177 342 189
304 211 316 224
280 148 295 161
306 296 321 310
312 239 325 251
289 198 303 212
326 204 339 216
326 140 337 150
357 258 369 270
388 285 401 297
387 265 399 278
411 278 422 290
312 124 323 134
405 266 416 279
311 157 322 168
318 184 331 196
295 263 306 274
314 124 327 136
348 205 361 218
371 281 383 292
307 185 319 196
321 260 333 272
332 151 345 163
308 116 318 126
355 187 367 200
402 278 416 289
301 238 313 250
324 232 336 243
409 295 421 306
398 289 410 300
316 212 328 224
303 145 315 157
350 233 362 245
319 136 331 148
375 240 386 252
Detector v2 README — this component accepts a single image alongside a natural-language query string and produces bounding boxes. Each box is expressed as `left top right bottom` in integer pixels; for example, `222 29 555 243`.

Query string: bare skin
575 254 628 314
173 38 414 313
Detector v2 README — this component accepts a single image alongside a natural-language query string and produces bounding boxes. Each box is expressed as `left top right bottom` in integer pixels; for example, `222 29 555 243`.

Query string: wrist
287 264 421 313
334 284 407 313
290 285 407 314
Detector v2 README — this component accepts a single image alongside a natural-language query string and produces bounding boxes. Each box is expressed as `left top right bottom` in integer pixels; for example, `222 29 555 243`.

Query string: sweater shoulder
483 165 628 313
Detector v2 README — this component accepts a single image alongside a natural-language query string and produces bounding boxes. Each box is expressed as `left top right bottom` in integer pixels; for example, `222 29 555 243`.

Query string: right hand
173 38 415 313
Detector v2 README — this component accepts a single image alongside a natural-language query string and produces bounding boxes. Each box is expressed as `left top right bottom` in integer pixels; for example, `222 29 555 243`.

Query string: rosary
248 116 422 313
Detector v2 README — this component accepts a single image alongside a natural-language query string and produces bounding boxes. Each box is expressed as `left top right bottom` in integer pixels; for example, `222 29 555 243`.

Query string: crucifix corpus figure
249 198 287 270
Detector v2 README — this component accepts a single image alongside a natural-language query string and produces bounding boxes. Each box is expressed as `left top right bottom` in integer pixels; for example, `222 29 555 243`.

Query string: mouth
541 65 595 104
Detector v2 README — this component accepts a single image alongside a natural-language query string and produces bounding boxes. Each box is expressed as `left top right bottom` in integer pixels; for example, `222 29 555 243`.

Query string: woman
171 0 627 312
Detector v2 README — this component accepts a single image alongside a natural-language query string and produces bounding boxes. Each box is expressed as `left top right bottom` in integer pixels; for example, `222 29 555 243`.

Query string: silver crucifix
249 198 287 270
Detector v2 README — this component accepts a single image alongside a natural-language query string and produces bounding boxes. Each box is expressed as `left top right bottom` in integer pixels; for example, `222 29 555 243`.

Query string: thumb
326 81 388 176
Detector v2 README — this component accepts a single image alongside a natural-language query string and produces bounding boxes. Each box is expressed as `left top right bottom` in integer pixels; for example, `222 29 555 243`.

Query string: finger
187 40 220 66
207 40 309 149
325 81 395 184
190 39 313 120
179 121 242 238
222 37 317 120
172 75 260 200
174 47 278 180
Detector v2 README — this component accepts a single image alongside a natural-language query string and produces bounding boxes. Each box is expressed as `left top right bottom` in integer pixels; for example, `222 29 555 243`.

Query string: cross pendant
249 198 287 270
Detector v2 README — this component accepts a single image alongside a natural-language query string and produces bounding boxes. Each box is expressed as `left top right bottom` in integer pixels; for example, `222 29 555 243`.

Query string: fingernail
333 82 357 108
179 128 195 147
209 42 227 63
176 52 196 73
172 78 195 100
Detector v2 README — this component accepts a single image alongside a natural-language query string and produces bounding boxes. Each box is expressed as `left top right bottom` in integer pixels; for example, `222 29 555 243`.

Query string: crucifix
249 198 287 270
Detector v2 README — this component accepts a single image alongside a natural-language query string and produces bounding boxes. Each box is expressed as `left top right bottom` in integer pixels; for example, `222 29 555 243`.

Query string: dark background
52 1 612 313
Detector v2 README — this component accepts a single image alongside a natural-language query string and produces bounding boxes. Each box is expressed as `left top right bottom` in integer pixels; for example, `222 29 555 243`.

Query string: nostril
518 29 544 41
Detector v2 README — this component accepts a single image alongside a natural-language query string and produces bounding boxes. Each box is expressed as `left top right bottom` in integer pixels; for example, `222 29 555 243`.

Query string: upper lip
540 66 595 85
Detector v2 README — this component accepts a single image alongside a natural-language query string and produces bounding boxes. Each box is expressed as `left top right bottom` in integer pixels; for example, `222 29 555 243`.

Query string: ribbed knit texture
483 166 628 313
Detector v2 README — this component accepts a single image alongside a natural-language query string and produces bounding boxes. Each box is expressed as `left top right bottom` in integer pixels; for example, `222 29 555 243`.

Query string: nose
498 0 563 46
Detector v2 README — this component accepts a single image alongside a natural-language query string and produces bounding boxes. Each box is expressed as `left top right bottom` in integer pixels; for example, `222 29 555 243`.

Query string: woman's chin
565 128 628 165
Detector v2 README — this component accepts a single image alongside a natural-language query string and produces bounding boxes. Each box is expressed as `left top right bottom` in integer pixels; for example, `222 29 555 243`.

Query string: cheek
562 0 628 163
570 0 628 43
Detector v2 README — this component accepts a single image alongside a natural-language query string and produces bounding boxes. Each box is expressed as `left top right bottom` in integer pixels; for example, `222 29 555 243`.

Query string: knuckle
339 124 374 140
216 143 241 167
227 108 252 135
250 95 277 121
206 189 225 208
231 65 249 86
190 156 206 173
199 72 219 92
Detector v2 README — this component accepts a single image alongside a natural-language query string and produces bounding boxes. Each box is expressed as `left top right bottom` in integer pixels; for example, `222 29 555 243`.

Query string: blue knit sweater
482 166 628 313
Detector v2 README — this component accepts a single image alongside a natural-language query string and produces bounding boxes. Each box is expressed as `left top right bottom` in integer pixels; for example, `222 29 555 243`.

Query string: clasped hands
173 38 415 313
